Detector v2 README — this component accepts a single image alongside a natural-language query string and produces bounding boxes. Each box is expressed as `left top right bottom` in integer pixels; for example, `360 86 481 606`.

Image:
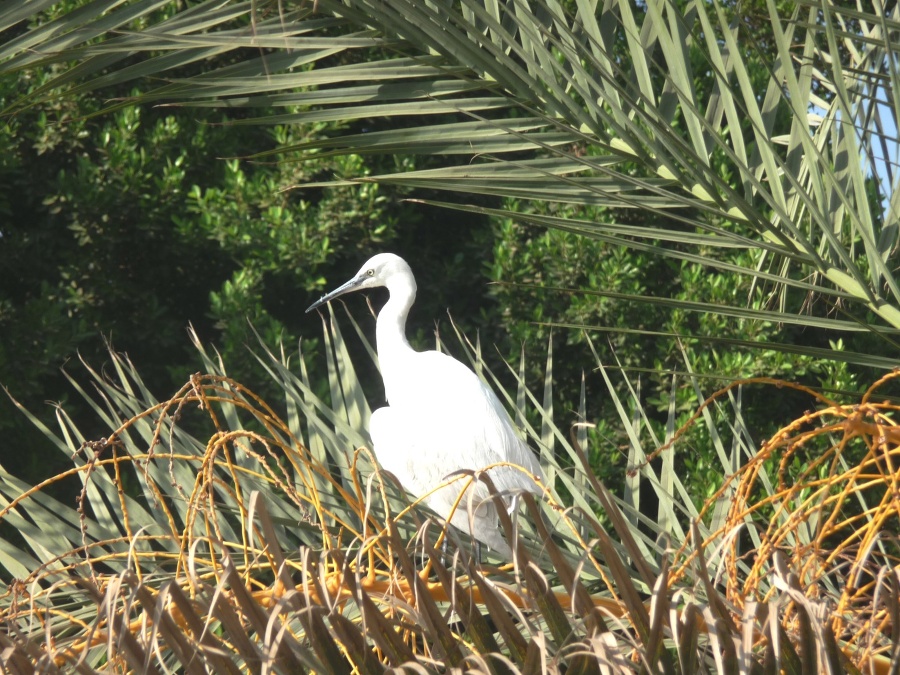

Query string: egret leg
438 533 482 566
440 535 453 568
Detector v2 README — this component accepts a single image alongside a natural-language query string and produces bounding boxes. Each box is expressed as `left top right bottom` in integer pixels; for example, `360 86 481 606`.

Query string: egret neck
376 267 417 406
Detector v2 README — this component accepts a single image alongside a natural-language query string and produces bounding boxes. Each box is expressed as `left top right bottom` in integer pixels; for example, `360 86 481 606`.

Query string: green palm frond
4 0 897 342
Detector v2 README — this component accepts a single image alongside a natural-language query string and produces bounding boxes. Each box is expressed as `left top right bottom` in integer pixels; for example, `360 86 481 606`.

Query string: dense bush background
0 90 877 494
0 0 889 504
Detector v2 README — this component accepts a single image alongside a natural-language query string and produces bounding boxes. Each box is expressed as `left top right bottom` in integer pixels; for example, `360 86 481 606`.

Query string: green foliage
0 70 411 478
484 197 881 501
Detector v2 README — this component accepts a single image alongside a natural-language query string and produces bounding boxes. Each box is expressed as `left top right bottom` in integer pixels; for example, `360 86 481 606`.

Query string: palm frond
0 310 897 671
5 0 896 335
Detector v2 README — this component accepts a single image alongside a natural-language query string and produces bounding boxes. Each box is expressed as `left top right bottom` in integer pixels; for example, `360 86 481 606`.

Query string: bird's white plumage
307 253 543 557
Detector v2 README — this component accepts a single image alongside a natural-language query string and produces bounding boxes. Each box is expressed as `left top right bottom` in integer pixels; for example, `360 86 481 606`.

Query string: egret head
306 253 415 313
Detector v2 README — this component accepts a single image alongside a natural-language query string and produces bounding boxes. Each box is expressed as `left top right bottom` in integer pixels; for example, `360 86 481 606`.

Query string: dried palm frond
0 314 894 673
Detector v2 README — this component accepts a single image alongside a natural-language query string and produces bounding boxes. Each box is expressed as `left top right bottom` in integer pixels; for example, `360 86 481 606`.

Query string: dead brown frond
667 373 900 672
3 360 898 673
0 370 622 672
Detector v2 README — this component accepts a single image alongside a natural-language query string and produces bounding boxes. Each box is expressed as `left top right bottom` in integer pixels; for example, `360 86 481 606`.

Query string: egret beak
305 274 366 313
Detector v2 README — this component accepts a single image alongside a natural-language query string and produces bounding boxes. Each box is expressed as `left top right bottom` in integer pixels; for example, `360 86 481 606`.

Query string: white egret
306 253 543 557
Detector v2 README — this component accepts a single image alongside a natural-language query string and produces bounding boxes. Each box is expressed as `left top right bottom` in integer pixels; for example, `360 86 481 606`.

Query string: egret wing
370 405 511 554
390 351 544 490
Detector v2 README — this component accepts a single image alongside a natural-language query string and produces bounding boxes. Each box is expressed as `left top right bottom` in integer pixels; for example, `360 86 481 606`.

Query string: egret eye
366 269 374 276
